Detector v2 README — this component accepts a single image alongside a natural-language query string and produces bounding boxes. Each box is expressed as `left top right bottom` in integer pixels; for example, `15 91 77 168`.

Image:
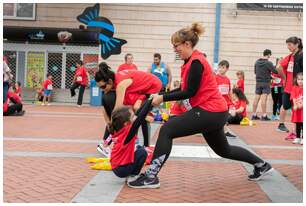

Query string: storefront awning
3 26 99 45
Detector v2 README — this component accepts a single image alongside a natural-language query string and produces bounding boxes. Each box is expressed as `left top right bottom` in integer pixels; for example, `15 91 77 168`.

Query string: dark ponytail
109 106 131 134
95 62 115 82
286 36 303 51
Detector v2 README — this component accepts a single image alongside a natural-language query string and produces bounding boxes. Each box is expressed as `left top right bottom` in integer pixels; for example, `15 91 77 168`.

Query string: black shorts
255 83 271 95
282 92 292 110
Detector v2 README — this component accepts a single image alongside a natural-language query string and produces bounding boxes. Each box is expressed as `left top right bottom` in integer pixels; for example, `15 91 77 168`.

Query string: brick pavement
3 105 303 203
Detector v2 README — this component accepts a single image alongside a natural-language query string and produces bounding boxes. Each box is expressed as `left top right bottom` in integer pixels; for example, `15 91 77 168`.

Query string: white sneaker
97 143 111 157
41 103 45 106
293 138 301 144
47 103 51 106
300 139 303 145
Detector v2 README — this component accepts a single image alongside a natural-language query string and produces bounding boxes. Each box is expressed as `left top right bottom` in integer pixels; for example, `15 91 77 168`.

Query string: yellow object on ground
90 162 112 170
240 117 256 126
86 157 110 163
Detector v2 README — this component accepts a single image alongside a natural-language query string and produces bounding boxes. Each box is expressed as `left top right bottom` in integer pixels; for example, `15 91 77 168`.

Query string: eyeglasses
173 43 183 49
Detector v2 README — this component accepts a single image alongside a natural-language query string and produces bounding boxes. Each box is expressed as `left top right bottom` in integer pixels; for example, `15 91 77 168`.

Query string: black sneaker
127 173 160 189
277 123 289 133
251 115 260 120
14 110 25 116
248 162 274 181
225 132 236 138
261 115 271 121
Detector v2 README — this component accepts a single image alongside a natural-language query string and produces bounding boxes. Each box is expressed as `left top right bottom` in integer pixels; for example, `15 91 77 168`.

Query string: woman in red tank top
128 22 273 189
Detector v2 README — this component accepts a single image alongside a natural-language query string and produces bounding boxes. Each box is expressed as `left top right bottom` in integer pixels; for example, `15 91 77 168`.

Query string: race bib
273 77 281 84
77 76 83 82
182 99 192 111
287 61 294 73
47 84 53 90
219 84 229 95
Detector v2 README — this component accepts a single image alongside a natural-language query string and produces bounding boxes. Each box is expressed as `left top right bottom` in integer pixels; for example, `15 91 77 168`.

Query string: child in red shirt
42 73 53 106
291 72 303 145
216 60 235 137
228 88 249 124
109 98 152 182
215 60 232 108
235 70 245 93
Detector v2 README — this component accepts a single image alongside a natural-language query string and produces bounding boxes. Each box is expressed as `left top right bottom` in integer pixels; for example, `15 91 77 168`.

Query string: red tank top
7 91 22 104
110 124 137 169
181 50 228 112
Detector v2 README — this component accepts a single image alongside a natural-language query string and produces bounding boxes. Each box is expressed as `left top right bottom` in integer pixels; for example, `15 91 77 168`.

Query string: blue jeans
3 81 9 103
112 146 147 178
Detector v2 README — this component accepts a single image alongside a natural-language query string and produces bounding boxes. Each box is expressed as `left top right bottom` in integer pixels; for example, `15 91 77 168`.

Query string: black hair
95 62 115 83
16 81 21 87
286 36 303 51
76 60 83 66
125 53 133 61
218 60 229 68
109 106 131 134
294 72 303 86
263 49 272 56
46 73 52 78
232 88 249 104
154 53 161 60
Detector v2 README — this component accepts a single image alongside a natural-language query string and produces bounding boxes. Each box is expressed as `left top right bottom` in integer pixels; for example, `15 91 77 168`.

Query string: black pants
102 91 150 146
3 104 23 116
70 82 86 106
228 113 243 124
271 87 283 115
112 146 147 178
152 107 264 172
296 122 303 138
3 81 9 103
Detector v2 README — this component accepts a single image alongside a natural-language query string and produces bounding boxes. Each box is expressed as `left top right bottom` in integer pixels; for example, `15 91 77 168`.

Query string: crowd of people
3 22 303 190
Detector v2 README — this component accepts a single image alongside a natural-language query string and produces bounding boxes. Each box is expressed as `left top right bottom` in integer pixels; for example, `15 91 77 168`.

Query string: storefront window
4 3 36 20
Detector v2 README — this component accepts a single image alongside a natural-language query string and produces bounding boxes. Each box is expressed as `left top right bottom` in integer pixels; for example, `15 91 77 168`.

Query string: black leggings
102 91 150 146
282 92 292 110
271 87 283 115
152 107 264 172
70 82 86 106
3 104 23 116
296 122 303 138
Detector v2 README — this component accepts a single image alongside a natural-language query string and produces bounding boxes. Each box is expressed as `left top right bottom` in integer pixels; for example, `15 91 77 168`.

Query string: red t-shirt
115 70 162 106
236 79 244 93
43 79 53 90
124 93 146 106
75 66 88 85
234 99 247 117
7 91 22 104
215 74 232 107
271 73 283 88
180 50 228 112
110 124 137 169
170 101 187 116
279 54 294 93
290 85 303 123
117 63 138 72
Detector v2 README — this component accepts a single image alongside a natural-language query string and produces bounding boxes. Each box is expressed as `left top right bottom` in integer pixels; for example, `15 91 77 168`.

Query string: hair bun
99 62 110 73
190 22 205 36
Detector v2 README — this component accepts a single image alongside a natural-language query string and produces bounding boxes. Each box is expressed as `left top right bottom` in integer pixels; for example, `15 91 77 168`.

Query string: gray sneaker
277 123 289 133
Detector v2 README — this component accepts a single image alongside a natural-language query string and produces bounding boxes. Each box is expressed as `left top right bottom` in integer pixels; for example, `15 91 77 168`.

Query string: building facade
3 3 303 110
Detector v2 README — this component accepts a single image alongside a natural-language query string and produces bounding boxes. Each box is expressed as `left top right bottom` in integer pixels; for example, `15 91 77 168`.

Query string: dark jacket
254 58 278 83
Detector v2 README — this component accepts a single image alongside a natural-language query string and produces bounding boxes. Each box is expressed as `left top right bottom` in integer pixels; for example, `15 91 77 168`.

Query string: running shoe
285 132 296 140
126 174 144 184
271 114 279 121
248 162 274 181
225 131 236 138
300 139 303 145
127 173 160 189
292 138 302 144
276 123 289 133
97 143 111 158
261 115 271 121
251 115 260 120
